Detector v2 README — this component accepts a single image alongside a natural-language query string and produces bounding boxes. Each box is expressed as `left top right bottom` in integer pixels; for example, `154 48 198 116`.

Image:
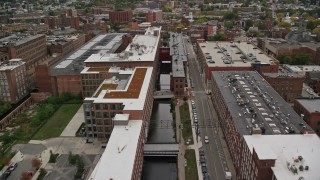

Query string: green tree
213 31 226 41
223 12 238 20
244 19 254 31
279 22 291 29
224 21 234 29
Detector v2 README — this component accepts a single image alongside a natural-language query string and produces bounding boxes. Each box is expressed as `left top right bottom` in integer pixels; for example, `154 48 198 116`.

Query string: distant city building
47 34 86 55
257 38 320 65
197 41 279 84
262 70 305 103
0 34 47 89
147 9 163 23
0 59 27 104
305 72 320 94
294 98 320 135
210 71 315 179
109 10 133 23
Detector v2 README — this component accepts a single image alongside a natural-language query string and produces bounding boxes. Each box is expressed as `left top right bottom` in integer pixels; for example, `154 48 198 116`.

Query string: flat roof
88 120 143 180
295 99 320 113
0 34 44 47
282 64 320 75
263 72 304 78
84 27 161 63
244 134 320 180
84 67 153 111
199 41 277 68
50 33 125 76
170 33 186 78
0 59 25 71
160 74 170 90
211 71 313 135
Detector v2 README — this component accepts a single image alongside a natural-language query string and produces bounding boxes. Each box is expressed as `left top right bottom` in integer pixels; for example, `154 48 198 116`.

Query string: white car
204 136 209 144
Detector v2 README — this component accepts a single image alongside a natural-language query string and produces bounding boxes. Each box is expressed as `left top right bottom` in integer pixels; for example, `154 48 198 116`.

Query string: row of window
95 104 123 110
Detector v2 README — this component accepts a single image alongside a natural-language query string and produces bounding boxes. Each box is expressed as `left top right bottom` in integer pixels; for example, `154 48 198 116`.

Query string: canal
141 100 178 180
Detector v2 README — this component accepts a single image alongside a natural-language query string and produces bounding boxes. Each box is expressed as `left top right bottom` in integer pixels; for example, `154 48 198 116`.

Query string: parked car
1 171 11 180
8 162 18 171
204 136 209 144
202 166 208 174
199 149 205 156
200 156 206 163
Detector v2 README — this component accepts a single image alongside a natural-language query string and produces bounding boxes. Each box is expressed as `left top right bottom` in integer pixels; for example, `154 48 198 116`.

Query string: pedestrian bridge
153 91 174 99
144 143 179 156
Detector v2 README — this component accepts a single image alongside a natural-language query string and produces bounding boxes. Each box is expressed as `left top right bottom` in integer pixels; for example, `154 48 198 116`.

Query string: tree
32 157 41 170
279 22 291 29
276 13 285 21
213 31 226 41
21 171 32 180
244 19 254 31
224 21 234 29
306 21 315 30
223 12 238 20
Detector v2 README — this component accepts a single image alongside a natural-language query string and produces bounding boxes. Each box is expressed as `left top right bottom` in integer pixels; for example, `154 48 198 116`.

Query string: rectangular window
95 104 101 110
105 127 111 132
103 104 108 110
103 112 109 118
105 133 110 138
96 112 101 118
111 104 116 110
97 127 102 132
104 120 110 125
97 119 102 125
111 112 117 117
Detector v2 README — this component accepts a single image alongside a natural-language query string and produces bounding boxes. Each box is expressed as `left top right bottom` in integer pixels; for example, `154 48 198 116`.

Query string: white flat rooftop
84 27 161 63
88 120 143 180
244 134 320 180
85 67 153 111
283 64 320 74
0 58 25 71
199 41 276 67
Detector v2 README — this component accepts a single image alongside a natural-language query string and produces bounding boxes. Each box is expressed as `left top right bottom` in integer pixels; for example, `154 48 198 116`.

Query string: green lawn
32 104 81 140
180 102 194 144
185 149 199 180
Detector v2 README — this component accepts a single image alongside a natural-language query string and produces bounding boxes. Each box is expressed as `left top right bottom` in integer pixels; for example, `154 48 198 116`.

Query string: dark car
199 149 205 156
1 171 11 180
200 156 206 163
202 166 208 173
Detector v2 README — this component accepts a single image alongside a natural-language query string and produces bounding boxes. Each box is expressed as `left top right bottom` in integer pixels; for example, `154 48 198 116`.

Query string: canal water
141 100 178 180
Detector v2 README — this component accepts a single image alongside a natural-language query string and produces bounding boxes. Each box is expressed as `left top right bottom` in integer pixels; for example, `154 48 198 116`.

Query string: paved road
184 37 227 180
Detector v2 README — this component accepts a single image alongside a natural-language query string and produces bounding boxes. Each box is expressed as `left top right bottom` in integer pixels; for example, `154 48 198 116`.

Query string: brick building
0 34 47 89
0 59 28 104
262 72 305 103
241 134 320 180
197 41 279 85
257 38 320 65
146 9 163 23
294 98 320 135
37 33 129 96
210 71 314 179
83 67 154 143
47 34 86 55
305 72 320 94
169 33 187 97
109 10 132 23
88 119 144 180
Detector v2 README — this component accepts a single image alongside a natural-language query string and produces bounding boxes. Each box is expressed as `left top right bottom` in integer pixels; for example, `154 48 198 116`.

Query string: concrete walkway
60 105 84 137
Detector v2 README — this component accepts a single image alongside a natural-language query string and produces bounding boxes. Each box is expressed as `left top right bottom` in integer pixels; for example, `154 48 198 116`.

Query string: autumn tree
32 157 41 170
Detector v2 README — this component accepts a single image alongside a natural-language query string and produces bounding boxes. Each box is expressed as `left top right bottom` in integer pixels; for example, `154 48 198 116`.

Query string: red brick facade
294 99 320 135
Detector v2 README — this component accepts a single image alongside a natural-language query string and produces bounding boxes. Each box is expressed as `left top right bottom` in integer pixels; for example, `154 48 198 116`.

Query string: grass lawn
180 102 194 144
32 104 81 140
185 149 199 180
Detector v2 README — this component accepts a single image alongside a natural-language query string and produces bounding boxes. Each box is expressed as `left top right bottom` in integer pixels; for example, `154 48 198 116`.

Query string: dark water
142 156 178 180
142 100 178 180
147 100 176 143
